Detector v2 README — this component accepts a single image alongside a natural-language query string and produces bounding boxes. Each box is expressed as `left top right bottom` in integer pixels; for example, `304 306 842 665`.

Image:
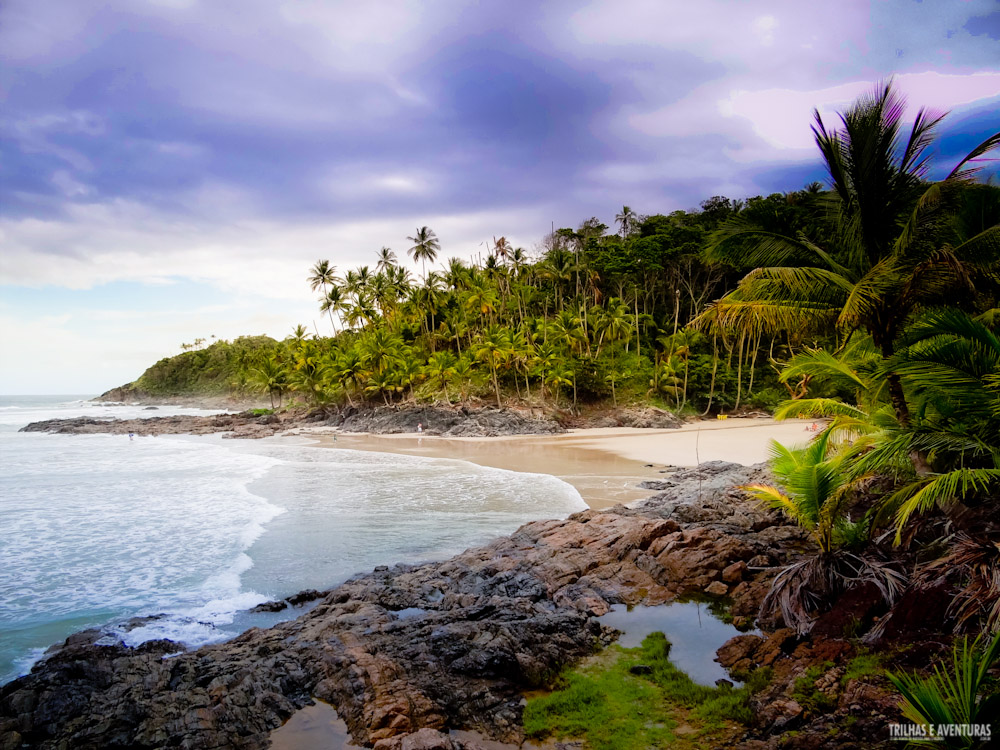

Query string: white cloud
628 71 1000 165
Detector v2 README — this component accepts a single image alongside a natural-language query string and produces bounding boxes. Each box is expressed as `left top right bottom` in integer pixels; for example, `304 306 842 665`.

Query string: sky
1 0 998 394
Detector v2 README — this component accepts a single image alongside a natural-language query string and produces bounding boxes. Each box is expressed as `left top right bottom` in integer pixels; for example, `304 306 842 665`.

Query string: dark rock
629 664 653 675
285 589 325 607
251 600 288 613
0 461 851 750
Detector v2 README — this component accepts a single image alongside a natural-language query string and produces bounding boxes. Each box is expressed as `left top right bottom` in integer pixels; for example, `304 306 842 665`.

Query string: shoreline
283 417 815 510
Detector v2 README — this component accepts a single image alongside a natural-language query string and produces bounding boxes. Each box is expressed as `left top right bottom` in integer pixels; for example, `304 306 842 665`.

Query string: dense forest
133 84 1000 725
139 185 869 415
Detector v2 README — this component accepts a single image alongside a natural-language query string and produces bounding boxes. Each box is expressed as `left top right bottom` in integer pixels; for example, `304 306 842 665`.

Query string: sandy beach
299 417 815 510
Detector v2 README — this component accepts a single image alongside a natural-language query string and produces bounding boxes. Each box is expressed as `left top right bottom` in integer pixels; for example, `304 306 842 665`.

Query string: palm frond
705 221 825 268
773 398 869 421
779 348 869 390
945 130 1000 181
836 257 903 331
886 469 1000 543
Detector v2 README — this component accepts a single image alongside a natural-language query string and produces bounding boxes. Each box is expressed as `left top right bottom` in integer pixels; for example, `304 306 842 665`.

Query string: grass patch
842 651 883 685
791 661 837 713
249 407 275 416
523 632 770 750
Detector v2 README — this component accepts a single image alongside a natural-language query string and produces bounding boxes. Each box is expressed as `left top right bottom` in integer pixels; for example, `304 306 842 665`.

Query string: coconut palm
395 349 424 401
319 287 345 334
407 226 440 280
425 351 458 403
329 347 366 406
699 81 1000 427
475 325 510 408
359 328 403 376
309 260 341 334
365 370 400 406
452 354 476 402
376 247 397 273
743 429 907 633
249 356 289 409
288 324 309 345
615 205 637 238
595 298 633 356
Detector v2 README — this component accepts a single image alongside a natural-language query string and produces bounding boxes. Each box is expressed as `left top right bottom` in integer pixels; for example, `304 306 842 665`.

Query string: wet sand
269 417 814 748
294 418 815 510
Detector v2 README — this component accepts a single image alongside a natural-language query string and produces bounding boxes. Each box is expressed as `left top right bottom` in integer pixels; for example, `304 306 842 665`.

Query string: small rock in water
705 581 729 596
285 589 325 607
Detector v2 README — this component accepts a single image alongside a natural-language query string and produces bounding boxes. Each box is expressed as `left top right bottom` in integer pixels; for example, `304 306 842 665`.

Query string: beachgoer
128 432 134 441
417 423 423 433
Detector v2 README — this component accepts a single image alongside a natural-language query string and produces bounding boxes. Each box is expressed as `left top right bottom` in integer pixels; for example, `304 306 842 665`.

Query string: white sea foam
0 397 586 683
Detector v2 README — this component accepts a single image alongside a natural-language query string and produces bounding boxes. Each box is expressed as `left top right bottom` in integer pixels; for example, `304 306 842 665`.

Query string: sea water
0 396 586 684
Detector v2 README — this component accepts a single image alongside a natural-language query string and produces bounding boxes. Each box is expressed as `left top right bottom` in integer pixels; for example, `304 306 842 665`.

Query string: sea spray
1 397 587 684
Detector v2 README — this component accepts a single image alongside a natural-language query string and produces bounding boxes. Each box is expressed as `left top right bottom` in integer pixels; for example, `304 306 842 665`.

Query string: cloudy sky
1 0 998 393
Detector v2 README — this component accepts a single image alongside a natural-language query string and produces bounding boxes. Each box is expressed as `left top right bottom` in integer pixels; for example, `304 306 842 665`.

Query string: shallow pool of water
598 601 756 685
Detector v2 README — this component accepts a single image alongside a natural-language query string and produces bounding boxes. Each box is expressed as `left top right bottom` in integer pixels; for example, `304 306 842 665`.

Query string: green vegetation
791 661 837 713
842 651 884 685
523 632 769 749
129 81 999 657
887 630 1000 749
133 335 283 398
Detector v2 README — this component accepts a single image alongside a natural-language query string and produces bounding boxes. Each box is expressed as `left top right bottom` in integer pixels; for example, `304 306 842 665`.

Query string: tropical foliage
887 629 1000 749
130 82 1000 651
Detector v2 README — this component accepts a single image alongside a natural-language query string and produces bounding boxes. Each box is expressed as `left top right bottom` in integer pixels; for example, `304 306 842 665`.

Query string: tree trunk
701 333 719 416
493 366 502 408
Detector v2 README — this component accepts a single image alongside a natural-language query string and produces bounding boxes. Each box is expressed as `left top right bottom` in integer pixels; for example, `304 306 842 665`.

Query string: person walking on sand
416 422 423 434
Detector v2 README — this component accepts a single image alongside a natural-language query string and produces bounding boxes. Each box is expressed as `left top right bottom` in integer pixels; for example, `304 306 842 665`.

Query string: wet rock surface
564 406 682 429
0 462 902 749
328 405 565 437
20 405 565 440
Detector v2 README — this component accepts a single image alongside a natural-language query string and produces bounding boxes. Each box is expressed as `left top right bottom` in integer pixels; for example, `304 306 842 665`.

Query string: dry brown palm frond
921 533 1000 635
761 550 908 635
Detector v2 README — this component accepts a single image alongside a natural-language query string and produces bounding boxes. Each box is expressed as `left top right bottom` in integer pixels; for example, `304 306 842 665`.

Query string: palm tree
615 205 637 238
308 260 340 334
359 328 402 376
595 298 633 357
329 347 366 406
425 351 458 403
452 354 476 402
551 309 587 355
475 325 510 408
407 226 440 281
376 247 397 273
289 324 309 346
743 430 906 633
365 370 399 406
443 257 469 291
319 287 345 334
395 349 424 401
699 81 1000 427
493 236 512 263
249 356 289 409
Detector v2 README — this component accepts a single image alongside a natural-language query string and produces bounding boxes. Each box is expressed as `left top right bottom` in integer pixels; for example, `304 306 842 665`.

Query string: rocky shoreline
20 403 684 439
0 462 907 750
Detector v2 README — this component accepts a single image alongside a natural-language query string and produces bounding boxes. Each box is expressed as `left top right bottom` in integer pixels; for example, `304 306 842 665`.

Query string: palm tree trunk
492 365 502 409
701 333 719 416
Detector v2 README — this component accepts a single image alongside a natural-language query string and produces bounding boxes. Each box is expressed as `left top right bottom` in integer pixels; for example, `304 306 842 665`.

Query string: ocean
0 396 587 684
